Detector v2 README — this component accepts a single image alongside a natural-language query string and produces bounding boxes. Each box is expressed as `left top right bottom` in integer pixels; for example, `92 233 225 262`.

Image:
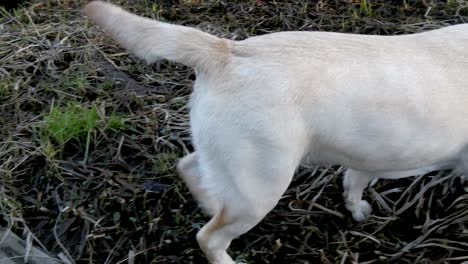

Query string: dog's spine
84 1 231 72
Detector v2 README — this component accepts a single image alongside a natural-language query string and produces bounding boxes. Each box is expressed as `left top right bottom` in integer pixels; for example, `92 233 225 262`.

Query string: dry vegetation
1 0 468 263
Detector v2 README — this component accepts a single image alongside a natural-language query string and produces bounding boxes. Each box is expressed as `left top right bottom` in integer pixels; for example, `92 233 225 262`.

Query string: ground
1 0 468 263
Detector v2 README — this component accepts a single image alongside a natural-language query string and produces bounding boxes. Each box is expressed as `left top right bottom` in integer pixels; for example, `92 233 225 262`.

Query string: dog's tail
83 1 232 72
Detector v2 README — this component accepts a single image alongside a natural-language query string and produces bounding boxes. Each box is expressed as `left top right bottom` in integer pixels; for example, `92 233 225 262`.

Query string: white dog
84 2 468 263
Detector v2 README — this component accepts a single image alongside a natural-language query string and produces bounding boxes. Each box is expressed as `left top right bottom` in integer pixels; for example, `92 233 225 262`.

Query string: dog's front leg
343 169 373 222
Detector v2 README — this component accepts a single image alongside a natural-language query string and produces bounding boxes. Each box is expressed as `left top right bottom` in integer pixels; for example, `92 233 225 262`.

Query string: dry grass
1 0 468 263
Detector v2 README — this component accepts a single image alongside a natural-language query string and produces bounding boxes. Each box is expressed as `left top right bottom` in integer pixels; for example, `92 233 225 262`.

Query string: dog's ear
83 1 231 72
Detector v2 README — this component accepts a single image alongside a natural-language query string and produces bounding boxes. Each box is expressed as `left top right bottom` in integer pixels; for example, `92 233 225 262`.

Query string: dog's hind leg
343 169 373 222
177 152 219 216
194 147 299 264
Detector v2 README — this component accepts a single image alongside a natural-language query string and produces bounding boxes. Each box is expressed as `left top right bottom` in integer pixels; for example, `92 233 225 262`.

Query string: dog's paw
351 200 372 222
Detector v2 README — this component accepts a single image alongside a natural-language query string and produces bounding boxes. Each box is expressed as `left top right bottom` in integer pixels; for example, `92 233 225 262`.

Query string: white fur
84 2 468 263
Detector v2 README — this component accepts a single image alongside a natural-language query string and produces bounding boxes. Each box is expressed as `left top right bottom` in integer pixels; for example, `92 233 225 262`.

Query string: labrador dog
84 2 468 263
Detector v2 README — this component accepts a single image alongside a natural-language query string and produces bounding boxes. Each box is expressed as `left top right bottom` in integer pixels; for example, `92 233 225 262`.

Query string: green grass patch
43 103 98 146
40 103 126 160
